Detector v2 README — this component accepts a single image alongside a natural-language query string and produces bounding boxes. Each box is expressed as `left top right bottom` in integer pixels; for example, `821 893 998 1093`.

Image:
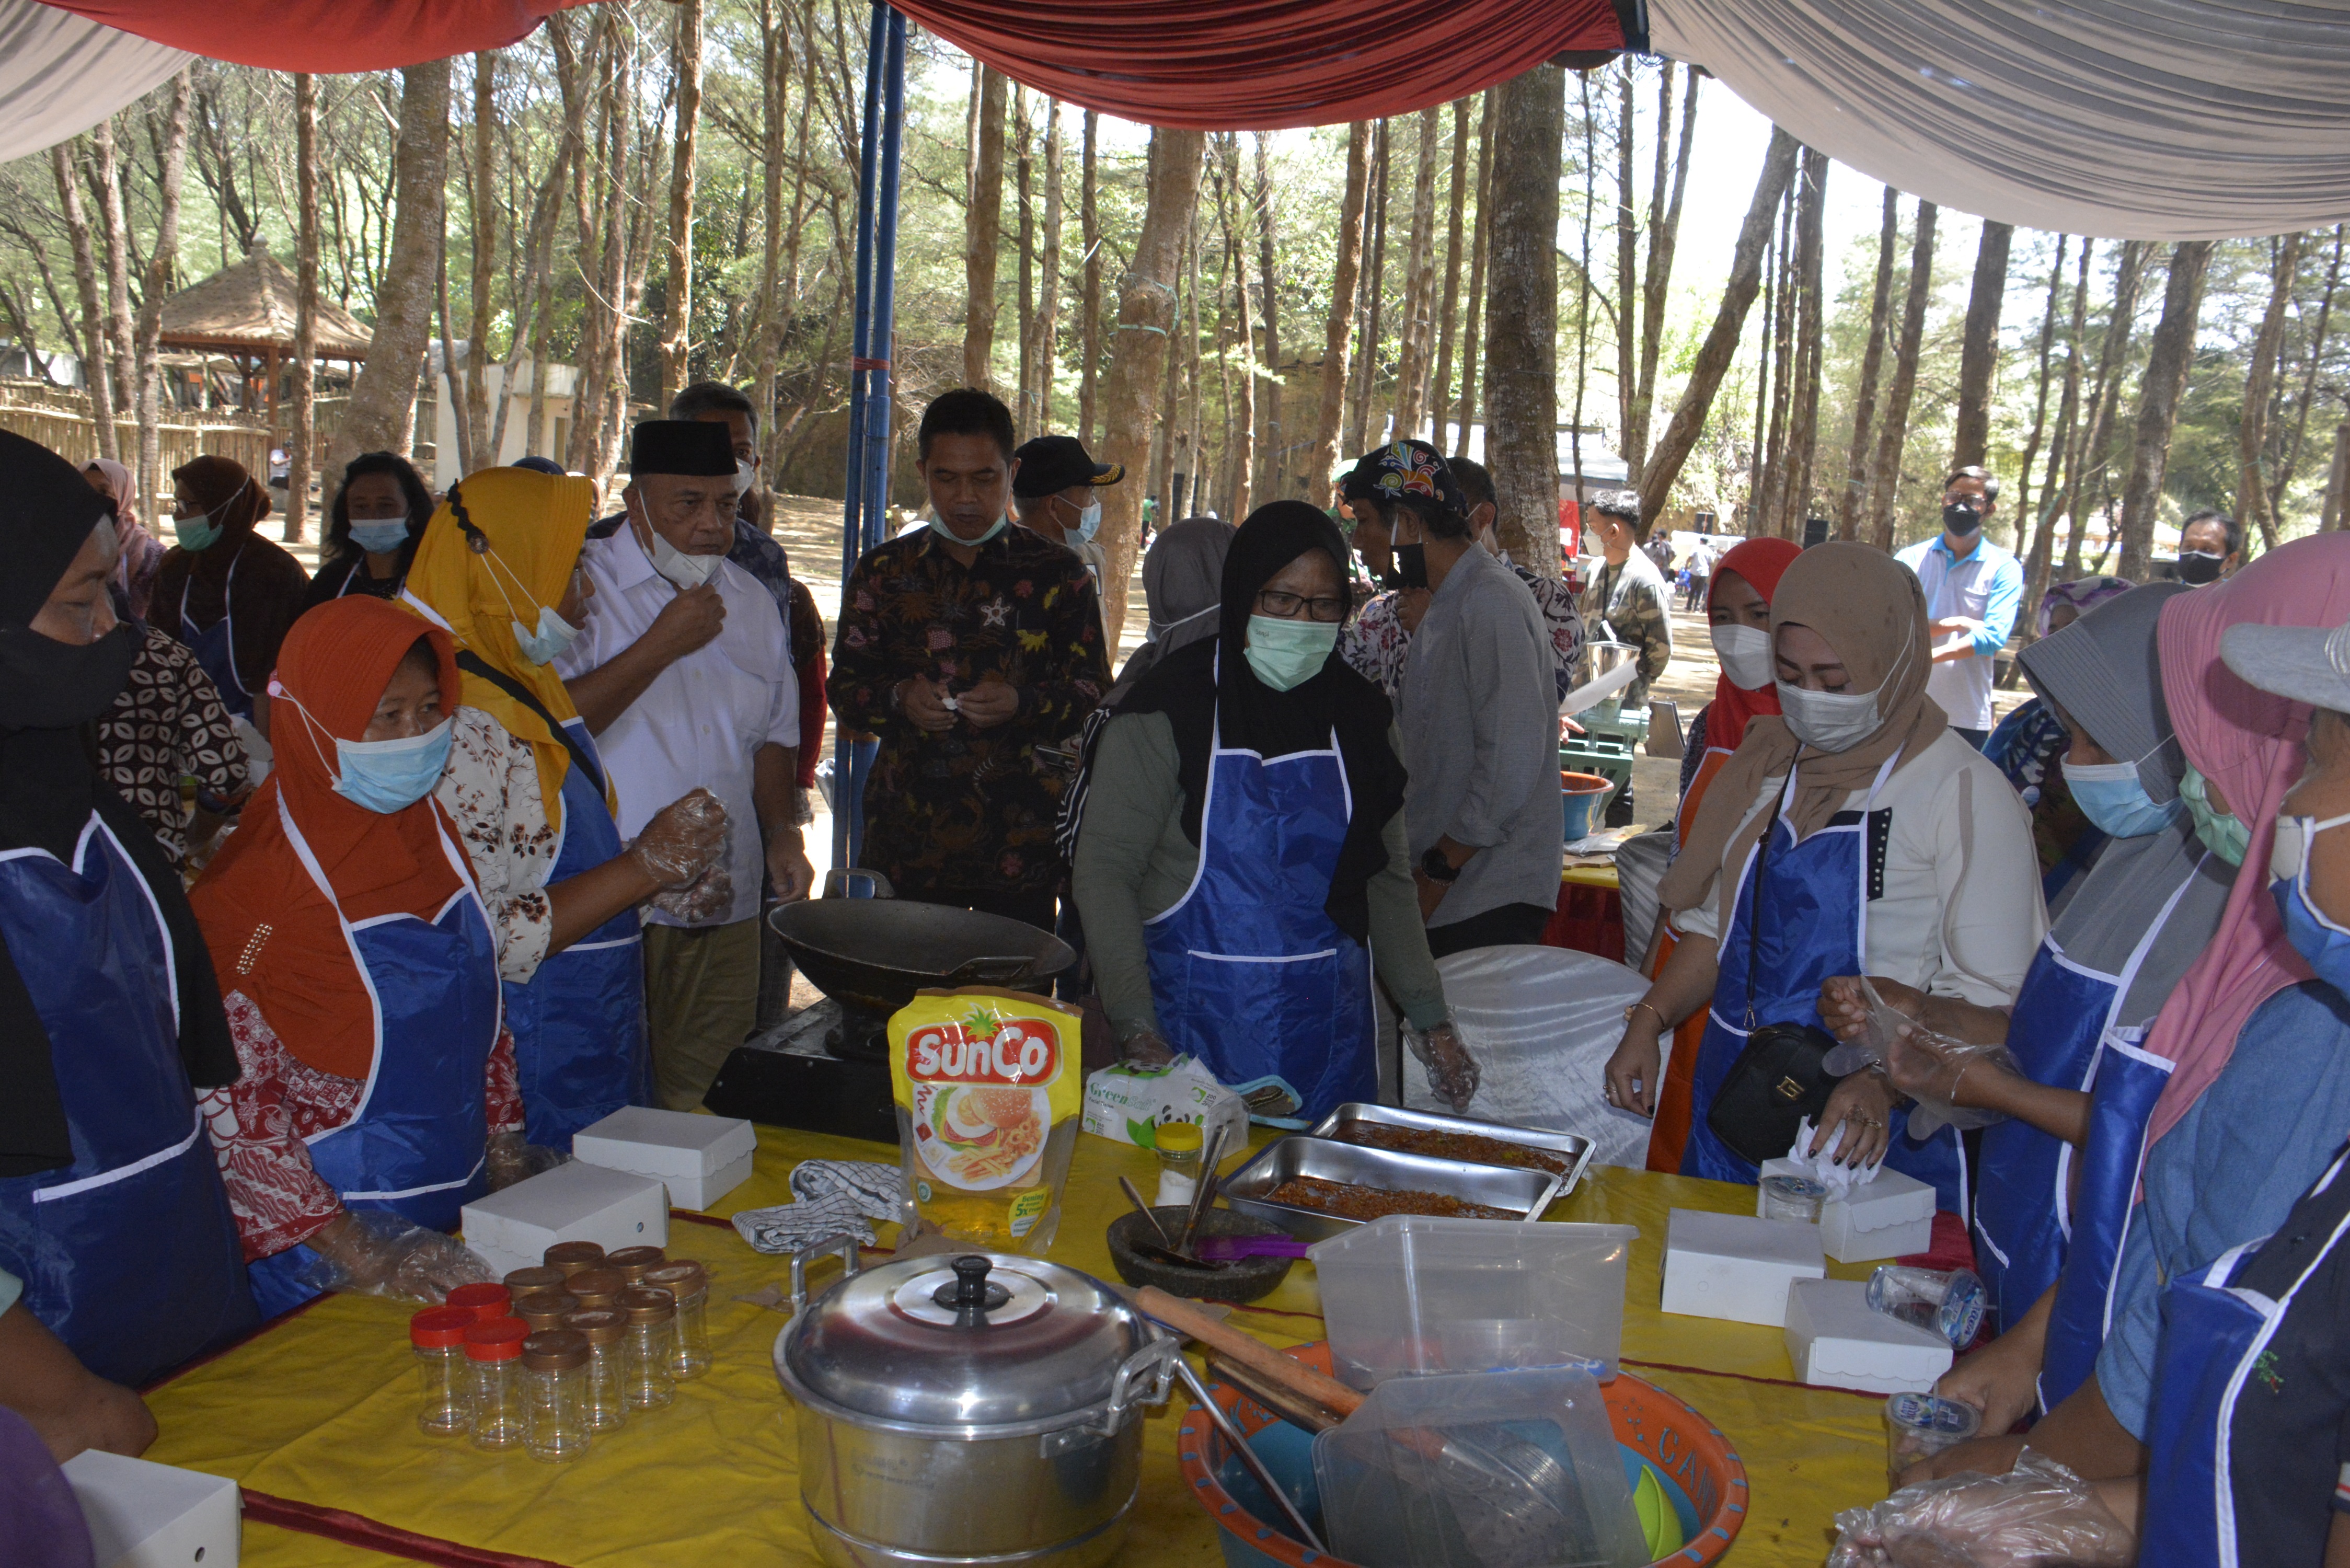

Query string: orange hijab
191 597 466 1079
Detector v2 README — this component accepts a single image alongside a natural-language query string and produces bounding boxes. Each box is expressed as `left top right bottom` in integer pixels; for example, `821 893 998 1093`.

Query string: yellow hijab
400 467 614 832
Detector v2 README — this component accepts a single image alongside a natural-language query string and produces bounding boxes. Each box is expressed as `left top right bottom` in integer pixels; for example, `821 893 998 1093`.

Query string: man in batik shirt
827 389 1111 932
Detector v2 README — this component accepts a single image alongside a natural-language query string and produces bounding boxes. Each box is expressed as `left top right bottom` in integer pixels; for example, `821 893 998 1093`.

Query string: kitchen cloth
732 1159 905 1253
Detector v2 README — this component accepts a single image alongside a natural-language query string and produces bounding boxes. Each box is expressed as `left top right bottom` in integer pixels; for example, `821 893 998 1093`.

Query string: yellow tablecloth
145 1126 1892 1567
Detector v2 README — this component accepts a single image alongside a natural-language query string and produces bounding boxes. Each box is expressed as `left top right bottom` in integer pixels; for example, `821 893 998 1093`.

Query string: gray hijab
2019 580 2230 1023
1110 516 1235 698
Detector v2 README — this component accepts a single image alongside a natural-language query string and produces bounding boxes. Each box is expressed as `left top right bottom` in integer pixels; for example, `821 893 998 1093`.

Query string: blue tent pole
860 10 908 557
833 0 891 875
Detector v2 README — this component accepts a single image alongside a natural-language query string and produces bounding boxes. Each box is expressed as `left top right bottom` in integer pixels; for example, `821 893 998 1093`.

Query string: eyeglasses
1255 590 1348 623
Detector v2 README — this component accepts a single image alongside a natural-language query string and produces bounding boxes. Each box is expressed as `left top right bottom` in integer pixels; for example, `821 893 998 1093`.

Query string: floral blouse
435 706 560 985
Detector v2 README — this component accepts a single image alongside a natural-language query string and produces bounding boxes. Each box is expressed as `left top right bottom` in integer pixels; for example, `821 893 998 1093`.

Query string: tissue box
461 1160 668 1277
1081 1056 1249 1154
1660 1207 1825 1328
63 1449 240 1568
1784 1278 1952 1393
571 1106 757 1210
1757 1157 1937 1263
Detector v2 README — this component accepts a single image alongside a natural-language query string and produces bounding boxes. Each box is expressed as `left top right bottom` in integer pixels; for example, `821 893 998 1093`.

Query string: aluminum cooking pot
775 1236 1178 1568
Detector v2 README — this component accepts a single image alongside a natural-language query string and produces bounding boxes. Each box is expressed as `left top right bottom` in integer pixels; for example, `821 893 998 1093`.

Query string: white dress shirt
557 522 797 928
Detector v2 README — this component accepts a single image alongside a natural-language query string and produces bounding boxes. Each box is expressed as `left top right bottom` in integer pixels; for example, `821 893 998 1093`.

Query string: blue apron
178 545 254 718
1681 758 1969 1213
246 799 503 1318
1143 721 1376 1121
0 815 256 1386
501 720 647 1149
1975 866 2202 1338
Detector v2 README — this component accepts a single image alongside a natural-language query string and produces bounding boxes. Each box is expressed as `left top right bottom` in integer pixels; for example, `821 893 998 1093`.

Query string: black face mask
1943 501 1984 539
1393 542 1429 591
2178 550 2226 586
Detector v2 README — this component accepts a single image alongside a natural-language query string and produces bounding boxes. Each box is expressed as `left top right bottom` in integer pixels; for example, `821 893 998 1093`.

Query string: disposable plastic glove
485 1131 566 1192
1826 1451 2134 1567
300 1209 497 1305
1407 1020 1481 1113
628 788 729 886
1119 1023 1177 1069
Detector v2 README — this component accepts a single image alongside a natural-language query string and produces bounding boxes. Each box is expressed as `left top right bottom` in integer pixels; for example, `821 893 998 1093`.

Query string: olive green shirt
1070 710 1449 1040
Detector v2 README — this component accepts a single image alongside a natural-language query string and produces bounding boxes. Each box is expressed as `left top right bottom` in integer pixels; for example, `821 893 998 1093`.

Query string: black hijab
0 431 236 1178
1120 500 1407 941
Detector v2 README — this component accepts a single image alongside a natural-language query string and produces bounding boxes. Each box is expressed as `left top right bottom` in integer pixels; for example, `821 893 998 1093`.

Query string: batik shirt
828 526 1110 897
1340 555 1584 705
96 625 246 865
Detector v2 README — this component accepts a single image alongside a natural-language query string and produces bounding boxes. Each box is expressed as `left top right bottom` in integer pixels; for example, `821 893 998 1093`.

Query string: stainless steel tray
1220 1135 1565 1242
1306 1102 1597 1198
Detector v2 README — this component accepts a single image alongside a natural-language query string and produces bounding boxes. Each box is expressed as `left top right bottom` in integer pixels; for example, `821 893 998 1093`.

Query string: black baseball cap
1011 435 1123 498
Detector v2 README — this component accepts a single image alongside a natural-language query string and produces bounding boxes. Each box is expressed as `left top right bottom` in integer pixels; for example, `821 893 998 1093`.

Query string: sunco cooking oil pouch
888 987 1084 1253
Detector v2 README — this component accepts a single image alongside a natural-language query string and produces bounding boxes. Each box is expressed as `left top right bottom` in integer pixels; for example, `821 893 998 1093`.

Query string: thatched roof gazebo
156 240 370 433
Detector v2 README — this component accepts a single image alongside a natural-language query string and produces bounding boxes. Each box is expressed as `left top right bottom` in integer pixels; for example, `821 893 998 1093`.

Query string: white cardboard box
62 1448 240 1568
460 1159 669 1277
1660 1207 1825 1328
1784 1277 1953 1394
571 1105 757 1210
1756 1158 1938 1264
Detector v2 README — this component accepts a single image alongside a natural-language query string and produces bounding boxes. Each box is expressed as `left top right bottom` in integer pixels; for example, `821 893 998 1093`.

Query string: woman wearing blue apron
1611 543 2045 1214
151 455 309 733
1069 501 1476 1122
0 431 255 1405
191 597 514 1316
401 468 728 1149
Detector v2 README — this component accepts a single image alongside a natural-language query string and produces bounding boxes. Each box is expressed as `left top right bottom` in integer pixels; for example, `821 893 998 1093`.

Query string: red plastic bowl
1177 1341 1749 1568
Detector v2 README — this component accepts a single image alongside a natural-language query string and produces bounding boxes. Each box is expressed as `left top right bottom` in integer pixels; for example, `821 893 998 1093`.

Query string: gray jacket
1399 547 1564 928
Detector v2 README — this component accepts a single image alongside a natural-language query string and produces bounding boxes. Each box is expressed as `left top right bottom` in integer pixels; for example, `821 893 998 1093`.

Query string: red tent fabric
889 0 1635 130
36 0 595 72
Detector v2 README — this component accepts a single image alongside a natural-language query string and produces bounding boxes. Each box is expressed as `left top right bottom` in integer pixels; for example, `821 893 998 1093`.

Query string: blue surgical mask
1243 614 1338 691
929 512 1009 549
349 520 410 555
174 476 251 552
1072 499 1103 545
2180 765 2250 867
2272 814 2350 990
2061 757 2185 839
512 605 581 666
332 720 455 813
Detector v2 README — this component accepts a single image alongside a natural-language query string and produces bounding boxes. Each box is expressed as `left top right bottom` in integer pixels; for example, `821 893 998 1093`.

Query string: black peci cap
629 420 736 478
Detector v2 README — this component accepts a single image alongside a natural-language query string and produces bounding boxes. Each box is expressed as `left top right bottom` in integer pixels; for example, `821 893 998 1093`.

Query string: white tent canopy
0 1 187 166
1652 0 2350 240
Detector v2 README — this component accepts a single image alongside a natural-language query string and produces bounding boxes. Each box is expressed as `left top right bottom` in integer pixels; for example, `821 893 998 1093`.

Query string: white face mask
1710 624 1775 691
1775 682 1885 753
734 459 757 497
633 495 721 590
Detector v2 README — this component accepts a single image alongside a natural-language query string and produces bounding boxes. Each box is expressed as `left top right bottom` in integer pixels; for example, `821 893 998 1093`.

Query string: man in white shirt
558 420 813 1111
1895 465 2025 748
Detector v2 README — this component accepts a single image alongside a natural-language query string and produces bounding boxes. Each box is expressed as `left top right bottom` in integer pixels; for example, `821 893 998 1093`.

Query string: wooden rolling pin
1136 1286 1366 1419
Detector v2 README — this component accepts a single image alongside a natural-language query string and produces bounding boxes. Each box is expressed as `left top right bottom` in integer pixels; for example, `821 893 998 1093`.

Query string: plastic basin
1563 770 1615 841
1178 1341 1747 1568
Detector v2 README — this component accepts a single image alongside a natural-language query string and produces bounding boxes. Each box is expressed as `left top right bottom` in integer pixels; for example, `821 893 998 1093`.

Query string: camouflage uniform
1577 549 1673 709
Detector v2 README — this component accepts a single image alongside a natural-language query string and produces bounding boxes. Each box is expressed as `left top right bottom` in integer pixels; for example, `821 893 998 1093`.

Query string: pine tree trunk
1078 110 1101 446
2065 240 2148 577
437 227 470 476
1427 96 1470 452
659 0 704 409
1746 214 1773 534
1839 186 1899 539
331 61 451 477
1219 135 1254 521
2025 240 2094 627
1251 132 1284 500
1614 65 1637 477
1628 62 1697 491
91 122 138 445
2011 236 2071 546
51 141 117 463
134 72 192 507
2324 423 2350 531
1759 188 1796 535
1347 121 1389 457
2274 226 2344 524
1781 148 1828 539
1865 200 1939 549
1035 99 1063 431
1951 221 2014 470
750 0 788 492
1571 71 1597 521
1643 127 1799 527
1485 64 1566 574
2239 230 2305 552
1096 130 1205 632
963 66 1006 395
2116 241 2215 582
1453 90 1496 456
466 52 498 464
1392 107 1441 439
1013 85 1036 429
289 74 320 541
1308 122 1373 505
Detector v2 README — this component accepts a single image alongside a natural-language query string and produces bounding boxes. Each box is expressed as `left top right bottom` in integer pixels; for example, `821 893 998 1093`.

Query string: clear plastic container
408 1306 475 1436
619 1286 677 1409
565 1307 630 1433
1883 1392 1983 1488
463 1317 531 1450
1758 1174 1826 1223
1309 1215 1640 1387
514 1291 581 1334
606 1246 666 1285
1153 1121 1203 1207
543 1240 605 1278
1313 1363 1649 1568
1867 1265 1987 1350
445 1282 513 1323
641 1261 710 1380
522 1329 592 1464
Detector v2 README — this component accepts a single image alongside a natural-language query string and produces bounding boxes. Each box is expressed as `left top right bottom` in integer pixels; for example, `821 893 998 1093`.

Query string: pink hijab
2141 533 2350 1146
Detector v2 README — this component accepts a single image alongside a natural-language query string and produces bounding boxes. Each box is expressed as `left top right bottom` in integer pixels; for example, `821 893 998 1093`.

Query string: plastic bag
889 987 1085 1253
299 1210 496 1304
1822 978 2020 1137
630 788 729 886
645 816 734 923
1826 1450 2134 1567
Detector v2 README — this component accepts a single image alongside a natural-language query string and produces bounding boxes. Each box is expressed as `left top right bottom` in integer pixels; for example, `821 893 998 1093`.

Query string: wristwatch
1419 846 1462 883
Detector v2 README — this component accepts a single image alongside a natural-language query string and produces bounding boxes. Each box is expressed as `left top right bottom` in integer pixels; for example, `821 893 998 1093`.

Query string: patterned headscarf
2036 575 2133 637
1338 439 1471 522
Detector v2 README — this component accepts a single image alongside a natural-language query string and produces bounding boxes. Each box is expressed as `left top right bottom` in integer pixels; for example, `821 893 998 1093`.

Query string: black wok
767 897 1076 1016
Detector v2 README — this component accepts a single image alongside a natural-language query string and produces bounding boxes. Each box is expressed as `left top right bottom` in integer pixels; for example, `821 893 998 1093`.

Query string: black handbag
1701 787 1849 1166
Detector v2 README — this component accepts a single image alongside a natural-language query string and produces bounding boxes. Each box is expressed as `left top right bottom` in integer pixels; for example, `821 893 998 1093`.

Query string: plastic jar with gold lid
463 1317 531 1450
618 1286 677 1409
563 1307 630 1433
606 1245 666 1284
503 1265 568 1297
641 1261 710 1380
566 1267 626 1310
514 1291 581 1333
522 1329 592 1463
543 1240 605 1277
